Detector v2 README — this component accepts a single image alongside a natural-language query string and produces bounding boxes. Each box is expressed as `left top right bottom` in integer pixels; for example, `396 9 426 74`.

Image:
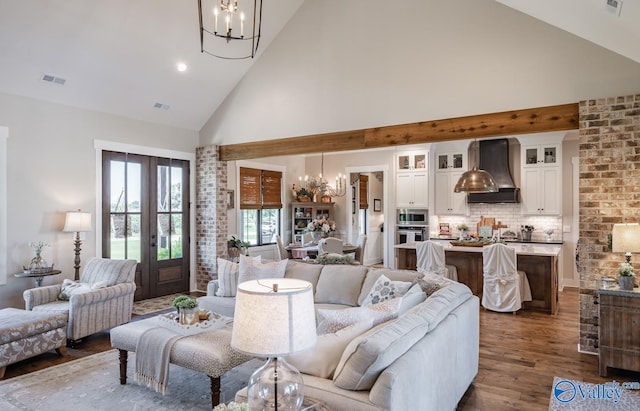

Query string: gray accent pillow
361 274 412 306
314 265 367 306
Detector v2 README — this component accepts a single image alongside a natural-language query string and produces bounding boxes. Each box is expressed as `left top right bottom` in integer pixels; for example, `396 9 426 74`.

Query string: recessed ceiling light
177 63 187 72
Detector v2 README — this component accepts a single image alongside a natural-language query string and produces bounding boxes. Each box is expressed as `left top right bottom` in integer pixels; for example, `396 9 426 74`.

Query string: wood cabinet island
395 241 561 314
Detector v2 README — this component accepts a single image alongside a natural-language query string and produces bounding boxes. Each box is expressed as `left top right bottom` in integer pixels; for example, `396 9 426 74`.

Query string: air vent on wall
153 102 170 111
41 74 66 86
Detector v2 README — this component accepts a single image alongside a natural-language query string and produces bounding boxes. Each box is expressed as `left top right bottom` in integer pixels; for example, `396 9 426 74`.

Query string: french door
102 151 190 300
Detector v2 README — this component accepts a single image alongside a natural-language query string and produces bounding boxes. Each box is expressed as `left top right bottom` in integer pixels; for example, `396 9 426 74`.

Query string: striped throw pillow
215 256 261 297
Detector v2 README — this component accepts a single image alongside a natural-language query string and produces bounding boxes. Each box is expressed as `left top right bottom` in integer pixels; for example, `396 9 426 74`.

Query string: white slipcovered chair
23 257 137 345
354 234 368 265
416 240 458 281
317 237 343 255
274 234 288 260
481 243 533 313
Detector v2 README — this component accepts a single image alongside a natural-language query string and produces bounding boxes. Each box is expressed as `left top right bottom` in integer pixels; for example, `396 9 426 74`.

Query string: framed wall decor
373 198 381 212
226 189 234 209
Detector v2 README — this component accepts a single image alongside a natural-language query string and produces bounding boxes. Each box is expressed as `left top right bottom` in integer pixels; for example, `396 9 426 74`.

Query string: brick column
578 93 640 353
195 145 228 291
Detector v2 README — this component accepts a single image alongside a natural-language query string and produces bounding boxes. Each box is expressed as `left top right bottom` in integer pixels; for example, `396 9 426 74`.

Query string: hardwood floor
3 289 639 410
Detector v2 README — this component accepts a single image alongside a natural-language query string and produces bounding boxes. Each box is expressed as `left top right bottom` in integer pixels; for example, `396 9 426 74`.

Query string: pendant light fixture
454 140 499 193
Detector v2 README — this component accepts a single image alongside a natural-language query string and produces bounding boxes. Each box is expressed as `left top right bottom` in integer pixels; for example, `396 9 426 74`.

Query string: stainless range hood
467 139 520 203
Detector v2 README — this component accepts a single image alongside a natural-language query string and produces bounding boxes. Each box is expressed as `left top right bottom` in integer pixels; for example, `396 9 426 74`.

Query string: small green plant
619 262 635 277
172 295 198 309
315 254 354 265
457 224 468 231
296 187 312 199
227 236 249 249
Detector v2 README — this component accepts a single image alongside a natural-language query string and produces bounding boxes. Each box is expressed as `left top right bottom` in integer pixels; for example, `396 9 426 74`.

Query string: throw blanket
135 327 183 394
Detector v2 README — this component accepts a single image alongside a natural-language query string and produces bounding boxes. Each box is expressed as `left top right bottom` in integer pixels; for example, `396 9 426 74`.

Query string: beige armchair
23 257 137 345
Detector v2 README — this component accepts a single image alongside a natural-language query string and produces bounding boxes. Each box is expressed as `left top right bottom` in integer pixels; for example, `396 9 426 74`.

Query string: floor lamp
232 278 317 410
63 210 92 280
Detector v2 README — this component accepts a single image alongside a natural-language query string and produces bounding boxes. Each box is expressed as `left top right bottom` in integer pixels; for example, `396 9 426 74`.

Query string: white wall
200 0 640 146
0 93 198 309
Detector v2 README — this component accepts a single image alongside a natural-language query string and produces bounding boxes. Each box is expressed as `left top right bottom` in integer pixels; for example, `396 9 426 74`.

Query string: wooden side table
598 287 640 376
14 269 62 287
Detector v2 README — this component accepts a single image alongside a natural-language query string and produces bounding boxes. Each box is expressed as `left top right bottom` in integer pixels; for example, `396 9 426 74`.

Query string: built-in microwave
396 208 429 226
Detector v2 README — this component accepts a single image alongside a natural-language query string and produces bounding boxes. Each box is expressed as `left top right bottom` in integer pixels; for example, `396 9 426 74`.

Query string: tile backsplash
433 203 563 242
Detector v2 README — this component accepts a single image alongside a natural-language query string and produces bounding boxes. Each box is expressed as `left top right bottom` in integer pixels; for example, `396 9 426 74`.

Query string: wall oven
396 208 429 226
396 226 427 244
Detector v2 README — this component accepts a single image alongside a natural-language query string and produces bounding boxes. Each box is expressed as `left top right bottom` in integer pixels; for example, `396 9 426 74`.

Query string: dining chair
274 235 288 260
317 237 343 255
481 243 532 314
416 240 458 281
354 234 367 265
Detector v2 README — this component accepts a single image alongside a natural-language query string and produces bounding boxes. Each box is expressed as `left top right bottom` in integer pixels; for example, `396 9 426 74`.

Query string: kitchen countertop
396 241 561 257
430 236 563 245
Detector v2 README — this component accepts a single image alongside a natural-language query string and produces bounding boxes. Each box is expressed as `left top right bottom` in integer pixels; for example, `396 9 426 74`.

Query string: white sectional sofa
198 260 479 411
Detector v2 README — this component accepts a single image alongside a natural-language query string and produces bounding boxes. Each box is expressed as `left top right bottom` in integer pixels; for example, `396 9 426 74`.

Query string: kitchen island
396 241 561 314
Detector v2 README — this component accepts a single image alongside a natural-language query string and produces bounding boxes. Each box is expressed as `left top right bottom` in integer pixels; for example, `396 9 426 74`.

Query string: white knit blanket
135 327 183 394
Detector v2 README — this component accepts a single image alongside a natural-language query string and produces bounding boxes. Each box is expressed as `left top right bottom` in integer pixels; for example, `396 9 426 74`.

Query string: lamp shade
63 211 92 232
454 166 499 193
232 278 316 357
612 223 640 253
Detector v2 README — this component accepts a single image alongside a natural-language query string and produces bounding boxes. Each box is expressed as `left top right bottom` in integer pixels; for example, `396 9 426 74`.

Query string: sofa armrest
207 280 219 296
68 282 136 307
23 284 62 310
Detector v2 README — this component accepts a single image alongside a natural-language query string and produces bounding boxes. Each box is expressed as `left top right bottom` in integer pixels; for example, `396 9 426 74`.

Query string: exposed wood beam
218 103 578 161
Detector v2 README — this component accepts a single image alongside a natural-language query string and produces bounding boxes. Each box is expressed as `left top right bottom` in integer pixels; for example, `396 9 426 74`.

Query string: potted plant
227 236 249 261
172 295 199 325
456 224 468 240
296 187 312 202
618 262 635 291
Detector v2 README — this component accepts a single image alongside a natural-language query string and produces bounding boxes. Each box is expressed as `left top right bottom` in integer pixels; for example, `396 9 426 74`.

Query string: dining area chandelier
198 0 262 60
299 153 347 199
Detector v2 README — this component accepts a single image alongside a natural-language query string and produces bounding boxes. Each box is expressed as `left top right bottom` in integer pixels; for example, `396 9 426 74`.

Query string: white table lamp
232 278 316 411
63 210 92 280
612 223 640 264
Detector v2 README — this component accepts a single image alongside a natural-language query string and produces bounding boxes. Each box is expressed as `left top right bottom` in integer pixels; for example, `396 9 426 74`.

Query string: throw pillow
215 257 254 297
58 279 105 301
238 255 287 286
361 274 412 306
398 284 427 315
411 274 451 298
286 319 374 379
316 298 401 335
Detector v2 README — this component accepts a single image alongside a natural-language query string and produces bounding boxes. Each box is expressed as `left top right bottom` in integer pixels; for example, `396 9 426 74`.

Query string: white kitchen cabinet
435 152 466 172
396 151 428 173
521 167 560 215
396 171 428 208
434 148 468 215
520 142 562 215
435 170 468 215
395 149 429 208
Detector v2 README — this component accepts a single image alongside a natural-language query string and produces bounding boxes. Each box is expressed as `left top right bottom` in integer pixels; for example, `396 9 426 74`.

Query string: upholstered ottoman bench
0 307 68 379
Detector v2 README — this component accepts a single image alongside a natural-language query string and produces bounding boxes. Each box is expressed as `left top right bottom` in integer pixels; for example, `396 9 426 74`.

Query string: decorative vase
619 275 635 291
28 247 49 272
179 307 199 325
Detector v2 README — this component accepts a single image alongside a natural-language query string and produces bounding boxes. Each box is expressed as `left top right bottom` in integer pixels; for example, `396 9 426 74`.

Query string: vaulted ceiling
0 0 637 132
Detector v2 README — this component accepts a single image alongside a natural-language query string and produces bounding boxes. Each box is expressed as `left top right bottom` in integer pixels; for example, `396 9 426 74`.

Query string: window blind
359 175 369 209
239 167 282 209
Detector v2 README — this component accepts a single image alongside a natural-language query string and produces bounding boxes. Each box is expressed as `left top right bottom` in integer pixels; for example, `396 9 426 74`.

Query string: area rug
550 376 640 410
0 349 263 410
132 293 186 316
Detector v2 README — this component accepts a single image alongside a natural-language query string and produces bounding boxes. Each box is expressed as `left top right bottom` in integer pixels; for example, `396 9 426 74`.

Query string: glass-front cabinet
436 152 465 172
397 151 427 172
523 144 559 167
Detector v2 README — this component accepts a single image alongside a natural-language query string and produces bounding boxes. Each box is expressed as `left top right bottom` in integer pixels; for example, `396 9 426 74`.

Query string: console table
598 287 640 377
14 269 61 287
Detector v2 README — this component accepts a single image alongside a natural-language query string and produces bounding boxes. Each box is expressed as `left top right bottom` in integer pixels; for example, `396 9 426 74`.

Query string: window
239 167 282 246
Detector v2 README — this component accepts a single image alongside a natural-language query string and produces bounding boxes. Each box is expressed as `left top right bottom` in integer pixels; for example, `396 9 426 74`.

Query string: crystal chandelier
299 153 346 198
198 0 262 60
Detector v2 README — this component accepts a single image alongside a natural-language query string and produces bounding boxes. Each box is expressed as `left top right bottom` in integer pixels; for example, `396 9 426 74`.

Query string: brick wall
195 145 228 291
578 93 640 353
